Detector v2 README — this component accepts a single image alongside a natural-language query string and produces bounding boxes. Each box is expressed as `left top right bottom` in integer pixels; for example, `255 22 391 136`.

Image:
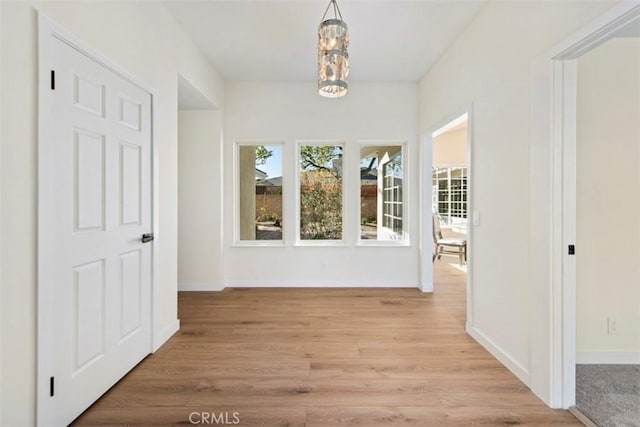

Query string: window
360 144 406 241
382 158 403 234
236 143 283 242
298 144 343 241
432 166 467 231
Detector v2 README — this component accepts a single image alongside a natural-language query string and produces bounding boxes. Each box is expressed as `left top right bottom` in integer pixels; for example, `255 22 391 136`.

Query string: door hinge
50 376 55 397
50 70 55 90
568 244 575 255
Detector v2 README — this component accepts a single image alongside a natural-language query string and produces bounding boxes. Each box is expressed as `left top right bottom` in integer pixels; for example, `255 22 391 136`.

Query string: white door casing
529 2 640 408
38 25 153 425
420 105 474 312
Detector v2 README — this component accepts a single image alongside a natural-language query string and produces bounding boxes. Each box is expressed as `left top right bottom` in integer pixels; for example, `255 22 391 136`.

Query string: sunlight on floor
448 262 467 273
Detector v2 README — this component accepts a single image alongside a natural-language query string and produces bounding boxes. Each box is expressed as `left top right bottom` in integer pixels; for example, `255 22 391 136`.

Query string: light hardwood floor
73 262 580 426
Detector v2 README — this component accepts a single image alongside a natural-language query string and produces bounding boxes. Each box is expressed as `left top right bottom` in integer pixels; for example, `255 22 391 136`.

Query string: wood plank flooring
73 263 579 426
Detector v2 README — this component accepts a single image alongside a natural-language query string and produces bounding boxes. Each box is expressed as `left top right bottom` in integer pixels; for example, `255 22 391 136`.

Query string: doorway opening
177 75 224 293
421 107 473 327
572 21 640 427
530 1 640 415
432 114 469 273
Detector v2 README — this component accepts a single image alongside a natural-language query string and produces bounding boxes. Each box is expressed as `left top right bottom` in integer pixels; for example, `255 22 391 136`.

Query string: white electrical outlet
607 316 617 335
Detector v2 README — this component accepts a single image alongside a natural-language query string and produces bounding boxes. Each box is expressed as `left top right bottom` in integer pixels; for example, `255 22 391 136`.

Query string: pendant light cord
321 0 343 21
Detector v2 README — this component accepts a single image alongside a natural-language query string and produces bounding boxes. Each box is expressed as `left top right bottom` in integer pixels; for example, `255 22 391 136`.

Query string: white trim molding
180 281 420 290
232 140 285 246
418 281 434 293
294 140 347 246
577 351 640 365
467 325 531 386
357 140 410 246
225 281 418 288
530 1 640 410
0 2 3 421
178 282 225 292
420 104 473 329
153 319 180 352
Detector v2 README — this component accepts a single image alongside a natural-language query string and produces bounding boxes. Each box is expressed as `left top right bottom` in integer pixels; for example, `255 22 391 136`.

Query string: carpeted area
576 364 640 426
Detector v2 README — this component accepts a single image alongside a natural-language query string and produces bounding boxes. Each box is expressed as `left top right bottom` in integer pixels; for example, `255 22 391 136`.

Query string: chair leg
459 249 463 267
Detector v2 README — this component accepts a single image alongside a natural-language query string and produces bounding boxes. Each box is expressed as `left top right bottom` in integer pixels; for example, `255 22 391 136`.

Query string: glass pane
238 144 283 241
299 145 343 240
360 145 404 240
431 166 468 231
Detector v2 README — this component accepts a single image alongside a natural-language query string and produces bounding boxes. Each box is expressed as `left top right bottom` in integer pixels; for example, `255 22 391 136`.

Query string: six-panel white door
47 37 152 425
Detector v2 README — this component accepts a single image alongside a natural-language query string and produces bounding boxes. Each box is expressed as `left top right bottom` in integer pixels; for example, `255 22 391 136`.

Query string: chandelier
318 0 349 98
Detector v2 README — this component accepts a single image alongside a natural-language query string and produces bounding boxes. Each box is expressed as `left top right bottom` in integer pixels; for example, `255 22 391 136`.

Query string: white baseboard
577 350 640 364
153 319 180 352
180 282 419 290
224 281 418 288
467 325 531 386
419 281 434 292
178 282 225 291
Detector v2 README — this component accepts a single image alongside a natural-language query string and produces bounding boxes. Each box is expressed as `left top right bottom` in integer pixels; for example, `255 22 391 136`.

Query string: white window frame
233 140 285 246
432 165 468 232
357 141 409 246
295 140 346 246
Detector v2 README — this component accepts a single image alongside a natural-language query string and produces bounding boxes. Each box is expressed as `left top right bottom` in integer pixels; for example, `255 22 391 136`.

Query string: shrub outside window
298 144 344 241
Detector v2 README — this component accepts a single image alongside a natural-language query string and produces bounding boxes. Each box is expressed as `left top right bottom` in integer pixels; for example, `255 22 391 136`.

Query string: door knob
141 233 154 243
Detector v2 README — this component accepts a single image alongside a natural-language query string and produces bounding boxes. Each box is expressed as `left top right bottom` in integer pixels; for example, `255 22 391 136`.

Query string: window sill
232 240 285 247
357 239 410 247
294 240 348 247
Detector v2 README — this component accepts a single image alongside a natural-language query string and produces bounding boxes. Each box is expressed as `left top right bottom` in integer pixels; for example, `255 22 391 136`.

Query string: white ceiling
433 113 467 137
163 0 487 82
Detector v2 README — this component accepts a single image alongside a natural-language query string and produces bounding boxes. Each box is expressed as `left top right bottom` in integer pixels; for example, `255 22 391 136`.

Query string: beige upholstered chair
432 213 467 266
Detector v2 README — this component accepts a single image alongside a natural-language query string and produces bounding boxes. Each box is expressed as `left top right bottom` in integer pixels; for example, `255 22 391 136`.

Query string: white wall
0 3 3 422
178 110 224 291
223 82 419 287
434 128 467 166
418 0 617 403
0 2 223 424
576 37 640 364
